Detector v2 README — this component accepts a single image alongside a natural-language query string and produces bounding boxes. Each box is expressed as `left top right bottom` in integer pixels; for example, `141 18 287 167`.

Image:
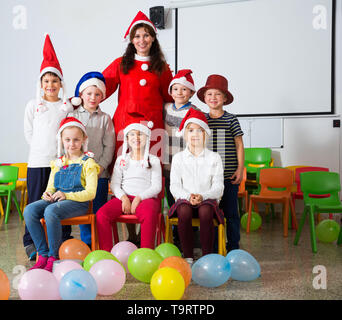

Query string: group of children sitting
23 32 244 272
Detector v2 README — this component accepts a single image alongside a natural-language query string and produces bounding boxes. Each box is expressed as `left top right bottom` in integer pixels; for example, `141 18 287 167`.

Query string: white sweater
24 98 72 168
170 147 224 202
111 153 162 200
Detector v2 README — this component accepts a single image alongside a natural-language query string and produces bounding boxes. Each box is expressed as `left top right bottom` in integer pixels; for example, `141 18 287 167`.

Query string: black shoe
25 243 37 261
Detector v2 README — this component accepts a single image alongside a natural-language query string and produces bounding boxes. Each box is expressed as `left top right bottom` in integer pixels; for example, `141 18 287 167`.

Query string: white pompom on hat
121 119 154 169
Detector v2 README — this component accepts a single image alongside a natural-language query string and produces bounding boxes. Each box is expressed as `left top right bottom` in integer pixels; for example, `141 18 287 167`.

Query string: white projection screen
176 0 335 116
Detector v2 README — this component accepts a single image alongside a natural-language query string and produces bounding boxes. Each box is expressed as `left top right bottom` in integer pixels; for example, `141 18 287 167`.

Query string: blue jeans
79 178 109 245
24 199 89 258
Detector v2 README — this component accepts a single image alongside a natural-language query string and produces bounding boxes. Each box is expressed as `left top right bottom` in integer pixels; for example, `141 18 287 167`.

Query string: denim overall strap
54 155 90 193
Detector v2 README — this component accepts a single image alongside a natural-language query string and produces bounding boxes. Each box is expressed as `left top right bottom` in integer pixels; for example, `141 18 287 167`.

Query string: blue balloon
225 249 261 281
59 269 97 300
192 254 231 287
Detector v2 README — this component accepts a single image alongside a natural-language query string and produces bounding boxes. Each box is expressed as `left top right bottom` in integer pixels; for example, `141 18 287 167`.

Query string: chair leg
283 201 289 237
113 223 120 244
337 226 342 245
12 192 23 220
308 207 317 253
246 198 254 234
294 207 307 245
90 215 96 251
218 224 223 256
4 191 12 224
0 197 4 217
289 198 298 230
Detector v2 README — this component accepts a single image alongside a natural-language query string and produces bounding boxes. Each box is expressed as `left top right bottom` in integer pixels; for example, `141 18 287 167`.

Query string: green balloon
155 243 181 259
241 212 262 231
316 219 340 243
127 248 163 283
83 250 124 271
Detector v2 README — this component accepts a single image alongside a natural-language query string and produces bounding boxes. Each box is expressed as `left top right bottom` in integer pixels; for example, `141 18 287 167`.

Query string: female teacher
102 11 173 245
102 11 173 159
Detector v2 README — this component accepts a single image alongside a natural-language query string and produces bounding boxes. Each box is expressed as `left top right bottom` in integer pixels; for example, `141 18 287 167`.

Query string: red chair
111 178 166 248
292 166 331 220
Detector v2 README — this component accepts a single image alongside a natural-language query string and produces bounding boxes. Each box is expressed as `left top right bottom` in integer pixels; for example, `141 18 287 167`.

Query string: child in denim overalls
24 117 100 272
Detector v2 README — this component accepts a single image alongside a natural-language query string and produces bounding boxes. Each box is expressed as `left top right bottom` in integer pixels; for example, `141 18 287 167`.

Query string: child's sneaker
25 243 37 261
185 258 194 267
44 256 58 272
29 255 48 270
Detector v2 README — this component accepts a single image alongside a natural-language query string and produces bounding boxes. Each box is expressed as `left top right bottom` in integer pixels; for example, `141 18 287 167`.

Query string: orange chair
41 202 98 251
238 167 248 214
247 168 298 237
292 166 332 222
111 178 166 248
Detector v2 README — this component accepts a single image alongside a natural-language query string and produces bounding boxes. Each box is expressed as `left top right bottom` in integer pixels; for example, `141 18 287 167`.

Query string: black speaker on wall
149 6 165 29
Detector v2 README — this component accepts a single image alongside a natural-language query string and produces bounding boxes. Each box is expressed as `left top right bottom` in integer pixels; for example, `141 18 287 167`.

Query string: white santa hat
176 107 211 138
120 119 154 169
56 117 93 166
123 11 157 41
168 69 196 95
37 33 72 113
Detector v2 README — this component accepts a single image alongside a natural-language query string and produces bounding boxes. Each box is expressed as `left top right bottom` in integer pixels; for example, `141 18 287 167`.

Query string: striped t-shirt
205 111 244 180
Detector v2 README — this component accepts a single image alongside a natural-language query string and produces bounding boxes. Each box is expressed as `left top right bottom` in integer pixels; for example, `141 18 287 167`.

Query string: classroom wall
1 0 341 181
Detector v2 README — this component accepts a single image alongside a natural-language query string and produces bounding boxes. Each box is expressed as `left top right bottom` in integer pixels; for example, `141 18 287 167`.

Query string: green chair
293 171 342 253
0 165 23 224
245 148 272 191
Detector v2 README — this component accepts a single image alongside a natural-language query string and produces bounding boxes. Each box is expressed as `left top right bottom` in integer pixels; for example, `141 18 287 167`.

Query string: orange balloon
59 239 91 260
159 256 192 288
0 269 10 300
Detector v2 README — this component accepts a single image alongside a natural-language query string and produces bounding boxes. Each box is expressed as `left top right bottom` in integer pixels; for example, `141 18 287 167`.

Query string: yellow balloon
150 267 185 300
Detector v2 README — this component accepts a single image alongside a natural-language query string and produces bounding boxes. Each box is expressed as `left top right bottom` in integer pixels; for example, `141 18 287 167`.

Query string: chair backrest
245 148 272 165
259 168 293 196
238 167 247 193
295 166 329 193
300 171 340 205
10 163 27 179
0 166 19 184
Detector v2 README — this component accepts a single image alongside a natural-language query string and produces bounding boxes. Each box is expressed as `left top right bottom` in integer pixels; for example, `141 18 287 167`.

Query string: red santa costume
102 11 173 161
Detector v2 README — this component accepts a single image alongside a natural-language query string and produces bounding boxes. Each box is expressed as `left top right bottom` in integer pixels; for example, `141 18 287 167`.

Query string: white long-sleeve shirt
170 147 224 202
24 98 72 168
111 153 162 200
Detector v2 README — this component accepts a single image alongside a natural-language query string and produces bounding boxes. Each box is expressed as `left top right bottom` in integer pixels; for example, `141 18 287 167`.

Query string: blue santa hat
71 71 106 107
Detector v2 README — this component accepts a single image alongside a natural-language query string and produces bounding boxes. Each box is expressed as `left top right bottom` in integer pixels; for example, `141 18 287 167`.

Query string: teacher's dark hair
121 23 168 75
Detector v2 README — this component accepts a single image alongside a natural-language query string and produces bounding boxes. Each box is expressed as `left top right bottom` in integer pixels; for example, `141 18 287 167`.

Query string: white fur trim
134 54 150 62
78 78 106 99
123 123 151 137
126 20 157 40
168 77 196 95
182 118 211 136
39 66 63 81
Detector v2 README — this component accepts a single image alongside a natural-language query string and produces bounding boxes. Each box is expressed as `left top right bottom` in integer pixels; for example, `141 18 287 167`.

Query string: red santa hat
176 108 211 137
56 117 93 166
120 119 154 169
168 69 196 95
123 11 157 41
36 33 71 112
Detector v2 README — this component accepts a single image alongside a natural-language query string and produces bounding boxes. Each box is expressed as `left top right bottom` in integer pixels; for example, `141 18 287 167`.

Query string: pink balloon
111 241 138 272
18 269 60 300
89 259 126 296
53 260 83 282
